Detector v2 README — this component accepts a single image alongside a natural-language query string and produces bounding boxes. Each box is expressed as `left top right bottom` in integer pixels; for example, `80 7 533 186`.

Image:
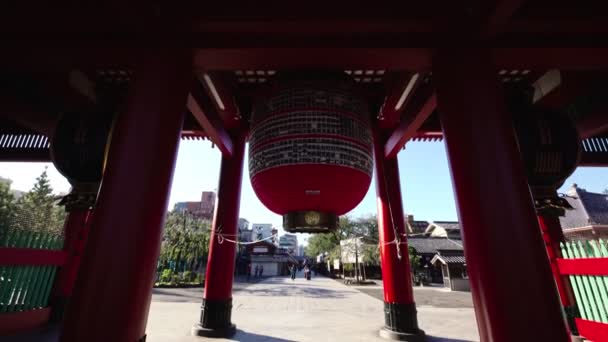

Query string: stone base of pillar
192 299 236 338
379 302 425 341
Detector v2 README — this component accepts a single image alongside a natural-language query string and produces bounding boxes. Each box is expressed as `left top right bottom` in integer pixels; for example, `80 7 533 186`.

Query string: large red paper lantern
249 74 373 233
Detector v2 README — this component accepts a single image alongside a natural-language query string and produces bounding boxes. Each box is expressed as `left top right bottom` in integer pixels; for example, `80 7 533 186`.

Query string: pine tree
14 168 65 234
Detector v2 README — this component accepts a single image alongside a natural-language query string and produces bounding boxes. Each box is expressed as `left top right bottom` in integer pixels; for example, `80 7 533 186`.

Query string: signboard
253 247 269 254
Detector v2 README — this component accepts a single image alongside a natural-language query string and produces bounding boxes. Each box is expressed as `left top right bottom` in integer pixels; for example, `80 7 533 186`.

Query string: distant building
172 191 216 220
408 237 468 291
200 191 216 219
406 215 429 235
238 218 251 243
246 240 290 277
560 184 608 241
238 218 250 231
424 221 462 239
279 234 298 255
271 228 279 245
296 245 305 257
252 223 274 242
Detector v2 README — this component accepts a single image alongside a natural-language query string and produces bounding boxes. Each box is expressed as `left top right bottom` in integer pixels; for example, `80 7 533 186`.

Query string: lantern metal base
283 211 338 233
192 299 236 338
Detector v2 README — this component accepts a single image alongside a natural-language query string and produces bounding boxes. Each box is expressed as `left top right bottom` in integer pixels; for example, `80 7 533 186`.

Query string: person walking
290 264 296 281
254 264 259 278
259 265 264 278
247 263 252 282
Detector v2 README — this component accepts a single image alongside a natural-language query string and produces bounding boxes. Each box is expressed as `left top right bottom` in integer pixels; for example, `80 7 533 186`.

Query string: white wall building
252 223 273 242
238 218 251 243
279 234 298 255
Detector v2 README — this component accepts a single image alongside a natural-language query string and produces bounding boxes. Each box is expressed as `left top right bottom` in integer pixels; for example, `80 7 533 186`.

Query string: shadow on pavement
238 277 355 299
239 286 350 298
230 329 297 342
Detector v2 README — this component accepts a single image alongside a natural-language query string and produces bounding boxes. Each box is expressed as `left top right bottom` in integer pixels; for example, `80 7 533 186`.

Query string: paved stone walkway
146 276 479 342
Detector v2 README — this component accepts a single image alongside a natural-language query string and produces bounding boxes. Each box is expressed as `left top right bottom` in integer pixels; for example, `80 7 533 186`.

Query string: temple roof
431 254 466 266
408 237 464 254
432 221 461 231
560 184 608 229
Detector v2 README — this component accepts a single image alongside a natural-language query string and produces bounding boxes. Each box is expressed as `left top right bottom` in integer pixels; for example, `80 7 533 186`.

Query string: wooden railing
0 229 65 335
558 240 608 342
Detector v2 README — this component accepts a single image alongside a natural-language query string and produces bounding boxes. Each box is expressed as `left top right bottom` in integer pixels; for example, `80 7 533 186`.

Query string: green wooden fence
561 239 608 323
0 229 63 312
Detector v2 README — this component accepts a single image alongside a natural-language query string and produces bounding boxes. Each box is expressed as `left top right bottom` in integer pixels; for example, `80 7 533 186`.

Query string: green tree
305 214 380 258
0 181 16 232
13 169 65 234
408 246 421 270
159 211 210 274
361 244 380 265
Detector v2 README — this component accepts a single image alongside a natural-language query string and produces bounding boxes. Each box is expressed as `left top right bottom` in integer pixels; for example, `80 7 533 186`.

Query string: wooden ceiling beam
197 71 242 128
384 87 437 158
378 72 423 129
187 79 234 157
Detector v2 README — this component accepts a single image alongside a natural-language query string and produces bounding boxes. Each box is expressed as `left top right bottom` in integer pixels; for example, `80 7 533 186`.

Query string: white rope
216 232 277 245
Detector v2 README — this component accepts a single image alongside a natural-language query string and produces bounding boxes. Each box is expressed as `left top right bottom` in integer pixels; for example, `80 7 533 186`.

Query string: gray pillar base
380 302 425 341
192 298 236 338
191 323 236 338
379 327 426 341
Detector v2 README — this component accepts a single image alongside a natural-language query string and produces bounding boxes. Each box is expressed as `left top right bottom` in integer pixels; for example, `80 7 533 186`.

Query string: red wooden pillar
60 52 191 342
192 129 246 338
434 48 569 342
538 213 577 332
373 127 425 341
51 206 91 321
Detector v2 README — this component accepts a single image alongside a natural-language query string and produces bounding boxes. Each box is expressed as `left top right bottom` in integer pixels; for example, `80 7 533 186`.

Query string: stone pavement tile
146 276 479 342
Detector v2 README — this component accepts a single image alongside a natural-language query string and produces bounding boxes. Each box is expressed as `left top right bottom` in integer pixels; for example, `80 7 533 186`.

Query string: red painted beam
557 257 608 276
384 92 437 158
378 72 422 128
194 48 608 71
578 112 608 139
188 79 234 157
0 248 67 266
193 48 433 71
492 48 608 70
579 151 608 167
0 307 51 336
0 95 56 136
4 48 608 72
576 318 608 342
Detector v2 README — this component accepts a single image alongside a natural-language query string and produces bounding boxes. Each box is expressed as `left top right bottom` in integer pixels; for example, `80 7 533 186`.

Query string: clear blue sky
1 140 607 243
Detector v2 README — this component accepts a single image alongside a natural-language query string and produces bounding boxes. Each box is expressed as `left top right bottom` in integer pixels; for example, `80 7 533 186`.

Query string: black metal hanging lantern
513 107 581 199
50 109 114 186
